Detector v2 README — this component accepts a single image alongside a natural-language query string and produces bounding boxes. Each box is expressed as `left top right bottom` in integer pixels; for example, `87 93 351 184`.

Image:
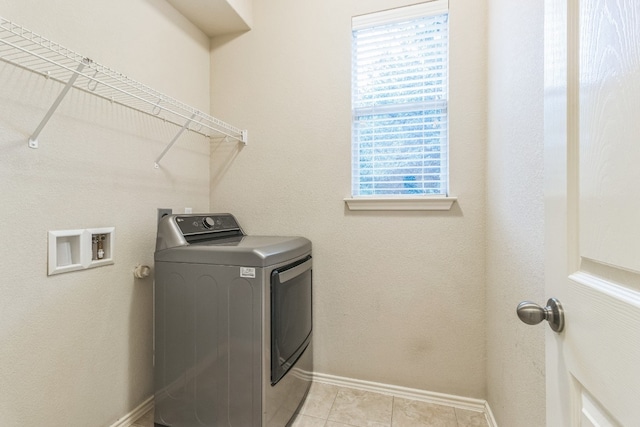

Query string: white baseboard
109 395 154 427
312 372 498 427
483 400 498 427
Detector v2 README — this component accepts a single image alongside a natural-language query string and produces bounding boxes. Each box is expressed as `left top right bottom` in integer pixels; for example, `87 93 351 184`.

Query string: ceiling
166 0 251 37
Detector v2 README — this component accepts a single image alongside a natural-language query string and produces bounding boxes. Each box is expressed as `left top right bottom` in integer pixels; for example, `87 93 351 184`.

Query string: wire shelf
0 16 247 165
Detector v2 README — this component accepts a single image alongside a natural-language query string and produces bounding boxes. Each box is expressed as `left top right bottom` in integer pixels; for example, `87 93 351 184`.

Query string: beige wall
0 1 210 425
485 0 546 424
209 0 488 398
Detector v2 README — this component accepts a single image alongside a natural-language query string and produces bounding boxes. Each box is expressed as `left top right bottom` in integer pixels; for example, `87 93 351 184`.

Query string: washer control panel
175 214 242 237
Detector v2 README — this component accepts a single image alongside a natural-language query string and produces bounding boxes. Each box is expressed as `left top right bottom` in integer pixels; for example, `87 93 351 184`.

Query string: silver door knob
516 298 564 333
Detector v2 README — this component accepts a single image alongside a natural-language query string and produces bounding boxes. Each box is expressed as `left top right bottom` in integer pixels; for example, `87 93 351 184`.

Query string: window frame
346 0 456 211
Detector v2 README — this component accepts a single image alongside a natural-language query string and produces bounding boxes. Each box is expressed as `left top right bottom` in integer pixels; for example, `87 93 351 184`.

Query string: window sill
344 196 457 211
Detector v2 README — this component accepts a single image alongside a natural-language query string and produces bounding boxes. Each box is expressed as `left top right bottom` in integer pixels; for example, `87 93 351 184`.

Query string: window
351 1 449 199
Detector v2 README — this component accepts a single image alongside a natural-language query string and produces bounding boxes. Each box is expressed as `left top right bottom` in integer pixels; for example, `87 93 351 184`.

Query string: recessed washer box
48 227 115 275
87 227 115 268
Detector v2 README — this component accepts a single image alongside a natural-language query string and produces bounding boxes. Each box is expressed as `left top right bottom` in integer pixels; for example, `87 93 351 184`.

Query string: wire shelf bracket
0 16 248 165
28 59 89 149
154 113 197 169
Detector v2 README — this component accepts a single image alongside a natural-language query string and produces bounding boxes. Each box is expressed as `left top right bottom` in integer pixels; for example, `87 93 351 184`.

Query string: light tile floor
133 382 489 427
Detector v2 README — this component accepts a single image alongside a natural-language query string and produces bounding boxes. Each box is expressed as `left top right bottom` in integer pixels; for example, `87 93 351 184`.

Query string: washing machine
153 213 313 427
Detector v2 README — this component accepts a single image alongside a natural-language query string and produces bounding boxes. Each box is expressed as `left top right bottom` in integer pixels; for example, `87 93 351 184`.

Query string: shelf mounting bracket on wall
0 16 248 161
28 59 90 149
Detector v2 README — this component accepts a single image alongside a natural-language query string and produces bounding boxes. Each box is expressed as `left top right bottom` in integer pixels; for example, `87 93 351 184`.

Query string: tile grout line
453 406 460 427
323 386 341 426
390 395 395 427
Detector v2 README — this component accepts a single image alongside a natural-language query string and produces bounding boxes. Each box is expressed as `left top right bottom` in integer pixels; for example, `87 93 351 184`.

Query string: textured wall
209 0 488 398
0 1 210 425
485 0 546 424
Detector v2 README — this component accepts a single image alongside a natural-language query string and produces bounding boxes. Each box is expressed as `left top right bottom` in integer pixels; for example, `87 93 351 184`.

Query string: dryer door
270 255 312 385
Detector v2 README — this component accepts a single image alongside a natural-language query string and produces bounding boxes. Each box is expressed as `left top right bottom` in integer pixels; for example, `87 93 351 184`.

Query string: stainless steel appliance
153 213 312 427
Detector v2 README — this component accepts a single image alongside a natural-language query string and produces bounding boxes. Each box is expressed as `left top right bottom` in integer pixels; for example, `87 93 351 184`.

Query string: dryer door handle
277 258 312 284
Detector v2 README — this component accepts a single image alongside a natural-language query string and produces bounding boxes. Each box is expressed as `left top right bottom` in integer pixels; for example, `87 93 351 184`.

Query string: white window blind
351 1 449 197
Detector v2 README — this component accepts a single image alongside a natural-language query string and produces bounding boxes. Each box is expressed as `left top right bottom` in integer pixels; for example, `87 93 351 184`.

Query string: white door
543 0 640 425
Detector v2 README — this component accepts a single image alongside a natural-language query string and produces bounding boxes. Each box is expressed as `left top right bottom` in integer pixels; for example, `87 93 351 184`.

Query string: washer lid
154 235 311 267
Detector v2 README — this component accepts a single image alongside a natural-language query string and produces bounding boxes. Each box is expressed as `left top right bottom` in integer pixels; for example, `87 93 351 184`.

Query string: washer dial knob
203 217 215 229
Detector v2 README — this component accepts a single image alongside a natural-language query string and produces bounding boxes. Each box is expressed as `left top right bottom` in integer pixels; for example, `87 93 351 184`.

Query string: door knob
516 298 564 333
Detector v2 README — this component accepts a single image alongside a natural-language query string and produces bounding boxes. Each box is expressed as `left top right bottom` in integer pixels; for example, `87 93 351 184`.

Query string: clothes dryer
153 213 312 427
